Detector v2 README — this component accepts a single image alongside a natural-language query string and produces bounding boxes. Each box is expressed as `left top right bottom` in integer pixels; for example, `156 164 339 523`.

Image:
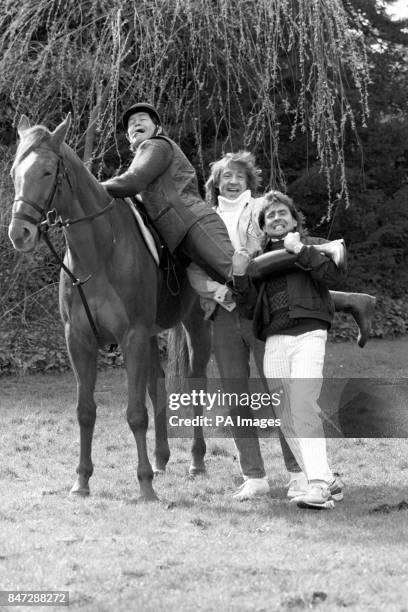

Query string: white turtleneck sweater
216 190 251 250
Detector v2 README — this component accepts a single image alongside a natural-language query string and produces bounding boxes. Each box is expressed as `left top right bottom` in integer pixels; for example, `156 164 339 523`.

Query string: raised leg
148 336 170 474
330 291 376 348
67 333 98 497
123 327 157 501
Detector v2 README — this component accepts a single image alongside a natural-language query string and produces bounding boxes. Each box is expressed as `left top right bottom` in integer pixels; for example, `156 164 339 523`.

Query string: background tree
0 0 369 182
0 0 406 373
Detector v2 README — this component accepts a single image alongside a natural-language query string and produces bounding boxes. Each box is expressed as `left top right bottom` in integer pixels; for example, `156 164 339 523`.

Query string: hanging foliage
0 0 369 198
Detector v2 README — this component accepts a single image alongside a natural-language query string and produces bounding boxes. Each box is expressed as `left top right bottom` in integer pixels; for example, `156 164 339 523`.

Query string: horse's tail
166 323 190 394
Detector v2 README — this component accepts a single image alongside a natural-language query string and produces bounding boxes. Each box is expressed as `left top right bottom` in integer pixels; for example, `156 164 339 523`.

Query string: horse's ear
17 115 31 136
51 113 72 150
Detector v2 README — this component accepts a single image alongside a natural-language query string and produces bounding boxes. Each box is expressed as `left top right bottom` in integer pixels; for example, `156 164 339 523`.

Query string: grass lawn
1 338 408 611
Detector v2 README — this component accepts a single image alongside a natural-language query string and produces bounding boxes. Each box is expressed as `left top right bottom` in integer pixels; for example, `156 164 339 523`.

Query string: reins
39 199 117 230
41 228 102 344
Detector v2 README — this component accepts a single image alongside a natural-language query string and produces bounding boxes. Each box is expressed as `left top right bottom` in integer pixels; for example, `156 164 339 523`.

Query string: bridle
13 153 117 231
12 155 67 227
12 152 116 347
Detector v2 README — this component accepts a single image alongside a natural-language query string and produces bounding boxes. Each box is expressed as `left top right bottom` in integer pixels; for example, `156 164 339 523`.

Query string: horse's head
8 114 71 252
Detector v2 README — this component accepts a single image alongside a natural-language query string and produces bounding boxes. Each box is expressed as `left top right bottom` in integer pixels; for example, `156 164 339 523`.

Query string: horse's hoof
70 477 90 497
69 487 90 497
139 492 159 502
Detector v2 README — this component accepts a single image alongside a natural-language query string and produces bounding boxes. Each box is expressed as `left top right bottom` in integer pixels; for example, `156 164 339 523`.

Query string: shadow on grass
161 483 408 523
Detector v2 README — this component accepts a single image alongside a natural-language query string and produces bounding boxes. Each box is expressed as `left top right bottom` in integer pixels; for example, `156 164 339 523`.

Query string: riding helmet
122 103 162 131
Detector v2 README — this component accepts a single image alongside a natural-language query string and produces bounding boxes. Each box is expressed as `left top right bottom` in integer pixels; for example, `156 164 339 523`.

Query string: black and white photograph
1 1 408 610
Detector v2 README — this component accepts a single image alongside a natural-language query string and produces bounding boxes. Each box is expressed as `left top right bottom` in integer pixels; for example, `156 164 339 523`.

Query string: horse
8 114 211 501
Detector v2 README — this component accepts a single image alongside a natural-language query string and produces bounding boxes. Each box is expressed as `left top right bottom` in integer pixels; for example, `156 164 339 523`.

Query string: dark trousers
212 306 301 478
177 214 234 283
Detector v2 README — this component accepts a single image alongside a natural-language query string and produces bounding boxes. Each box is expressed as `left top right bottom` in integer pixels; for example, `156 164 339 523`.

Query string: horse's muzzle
8 218 38 252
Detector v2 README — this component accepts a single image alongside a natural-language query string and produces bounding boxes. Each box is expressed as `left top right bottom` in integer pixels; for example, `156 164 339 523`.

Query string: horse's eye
44 171 52 177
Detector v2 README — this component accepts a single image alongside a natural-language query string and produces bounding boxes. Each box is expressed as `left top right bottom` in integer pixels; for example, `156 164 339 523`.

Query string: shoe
291 482 335 509
232 477 270 500
329 475 344 501
288 474 344 501
287 472 308 499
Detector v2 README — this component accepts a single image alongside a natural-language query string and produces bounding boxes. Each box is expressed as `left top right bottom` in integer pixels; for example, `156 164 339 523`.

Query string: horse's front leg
67 331 98 497
183 303 212 476
123 327 157 501
148 336 170 474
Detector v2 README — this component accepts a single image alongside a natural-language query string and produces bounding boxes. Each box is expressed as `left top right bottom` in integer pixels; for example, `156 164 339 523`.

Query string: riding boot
248 240 347 280
248 249 297 280
248 251 376 348
330 291 376 348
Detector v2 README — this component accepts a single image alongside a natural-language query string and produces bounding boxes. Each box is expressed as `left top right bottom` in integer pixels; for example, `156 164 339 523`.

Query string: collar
217 190 251 212
265 237 285 251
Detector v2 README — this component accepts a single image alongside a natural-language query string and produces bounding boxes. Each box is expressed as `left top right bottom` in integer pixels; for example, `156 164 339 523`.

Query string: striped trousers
263 329 333 483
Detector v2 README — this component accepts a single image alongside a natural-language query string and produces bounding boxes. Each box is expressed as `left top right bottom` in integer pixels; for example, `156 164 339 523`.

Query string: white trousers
263 330 333 483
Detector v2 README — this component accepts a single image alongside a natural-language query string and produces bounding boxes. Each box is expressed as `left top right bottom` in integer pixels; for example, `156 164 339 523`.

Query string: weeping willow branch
0 0 369 206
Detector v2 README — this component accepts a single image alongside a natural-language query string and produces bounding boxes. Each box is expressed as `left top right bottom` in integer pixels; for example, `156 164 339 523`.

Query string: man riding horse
102 102 375 344
101 102 235 284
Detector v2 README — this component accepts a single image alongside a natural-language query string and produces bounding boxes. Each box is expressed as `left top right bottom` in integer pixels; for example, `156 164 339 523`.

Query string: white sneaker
329 476 344 502
291 482 335 509
287 472 308 499
232 477 270 500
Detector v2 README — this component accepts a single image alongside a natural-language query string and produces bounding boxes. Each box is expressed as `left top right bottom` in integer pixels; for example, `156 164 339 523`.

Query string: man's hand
214 285 233 304
200 297 216 320
232 248 251 276
284 231 302 254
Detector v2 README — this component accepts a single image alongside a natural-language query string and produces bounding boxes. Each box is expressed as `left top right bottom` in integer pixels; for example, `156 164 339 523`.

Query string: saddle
126 197 184 296
125 197 163 265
